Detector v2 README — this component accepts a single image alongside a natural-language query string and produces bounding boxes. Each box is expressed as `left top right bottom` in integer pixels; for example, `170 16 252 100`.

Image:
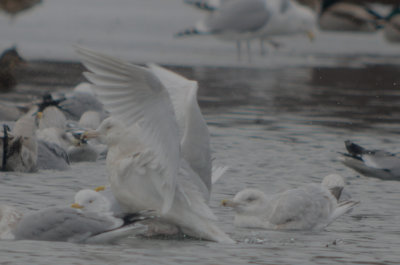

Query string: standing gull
76 47 234 243
177 0 272 61
177 0 316 60
222 174 359 230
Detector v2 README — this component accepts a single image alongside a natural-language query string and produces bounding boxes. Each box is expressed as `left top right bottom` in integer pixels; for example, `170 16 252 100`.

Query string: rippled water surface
1 0 400 263
1 61 400 265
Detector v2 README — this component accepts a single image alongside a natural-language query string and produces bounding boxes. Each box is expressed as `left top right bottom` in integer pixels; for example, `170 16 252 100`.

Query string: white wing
76 47 180 214
147 64 212 190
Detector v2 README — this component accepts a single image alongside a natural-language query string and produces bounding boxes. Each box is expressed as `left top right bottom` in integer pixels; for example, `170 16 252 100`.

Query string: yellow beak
36 112 43 119
94 185 106 192
71 203 84 209
71 138 81 146
307 30 315 41
221 199 235 207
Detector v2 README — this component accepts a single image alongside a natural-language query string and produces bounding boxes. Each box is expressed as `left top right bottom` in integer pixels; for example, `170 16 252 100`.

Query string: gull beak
71 138 81 146
36 112 43 119
306 30 315 41
71 203 84 209
82 130 99 139
221 199 237 207
94 185 106 192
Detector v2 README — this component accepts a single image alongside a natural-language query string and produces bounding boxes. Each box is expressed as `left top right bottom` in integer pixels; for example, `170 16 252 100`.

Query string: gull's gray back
13 207 121 242
268 184 334 230
206 0 270 33
37 140 70 170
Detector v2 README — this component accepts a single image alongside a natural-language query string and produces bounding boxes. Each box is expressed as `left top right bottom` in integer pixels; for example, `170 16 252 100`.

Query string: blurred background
0 0 399 67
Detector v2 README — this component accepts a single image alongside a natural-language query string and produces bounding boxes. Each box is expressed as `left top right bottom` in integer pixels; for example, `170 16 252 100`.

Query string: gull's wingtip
211 166 229 184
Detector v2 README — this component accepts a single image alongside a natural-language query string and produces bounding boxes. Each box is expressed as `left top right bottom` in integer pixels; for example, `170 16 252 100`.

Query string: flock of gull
0 0 399 245
1 44 398 244
176 0 400 60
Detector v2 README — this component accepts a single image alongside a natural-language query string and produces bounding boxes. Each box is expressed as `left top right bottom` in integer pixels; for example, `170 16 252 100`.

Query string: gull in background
177 0 317 61
319 1 384 32
76 47 234 243
222 174 359 230
340 140 400 180
0 110 37 172
384 5 400 43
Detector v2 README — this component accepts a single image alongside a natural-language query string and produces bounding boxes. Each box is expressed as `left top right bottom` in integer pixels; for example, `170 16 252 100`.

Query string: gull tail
175 20 210 38
180 215 235 244
175 27 209 38
329 200 360 224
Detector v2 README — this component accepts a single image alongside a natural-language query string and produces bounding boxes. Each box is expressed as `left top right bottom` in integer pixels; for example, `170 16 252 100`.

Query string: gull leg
246 40 252 63
260 38 266 55
236 41 241 61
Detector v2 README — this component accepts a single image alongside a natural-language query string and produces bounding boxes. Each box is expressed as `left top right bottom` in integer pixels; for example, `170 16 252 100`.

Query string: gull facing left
76 47 234 243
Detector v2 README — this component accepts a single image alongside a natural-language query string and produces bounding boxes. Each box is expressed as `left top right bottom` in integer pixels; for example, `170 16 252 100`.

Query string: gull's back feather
76 47 180 214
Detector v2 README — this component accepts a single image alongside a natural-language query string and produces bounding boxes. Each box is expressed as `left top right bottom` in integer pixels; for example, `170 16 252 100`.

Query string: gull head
222 188 267 215
321 174 345 189
321 174 345 201
71 189 111 213
83 117 125 145
291 2 318 39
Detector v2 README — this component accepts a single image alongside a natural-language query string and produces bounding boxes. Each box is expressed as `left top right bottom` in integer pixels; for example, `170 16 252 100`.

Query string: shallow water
1 0 400 264
1 62 400 264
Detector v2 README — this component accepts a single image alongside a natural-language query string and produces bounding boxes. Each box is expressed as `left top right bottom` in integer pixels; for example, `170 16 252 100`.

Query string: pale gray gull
90 163 228 219
340 140 400 180
177 0 316 60
36 106 100 163
0 111 37 172
222 174 359 230
76 47 234 243
59 91 106 121
12 189 150 243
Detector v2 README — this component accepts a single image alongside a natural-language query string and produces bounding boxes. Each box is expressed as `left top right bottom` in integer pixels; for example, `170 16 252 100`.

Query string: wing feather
147 64 212 190
76 47 180 214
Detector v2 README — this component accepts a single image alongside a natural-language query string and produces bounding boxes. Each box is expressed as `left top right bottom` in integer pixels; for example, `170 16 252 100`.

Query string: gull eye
246 196 256 202
88 200 93 203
